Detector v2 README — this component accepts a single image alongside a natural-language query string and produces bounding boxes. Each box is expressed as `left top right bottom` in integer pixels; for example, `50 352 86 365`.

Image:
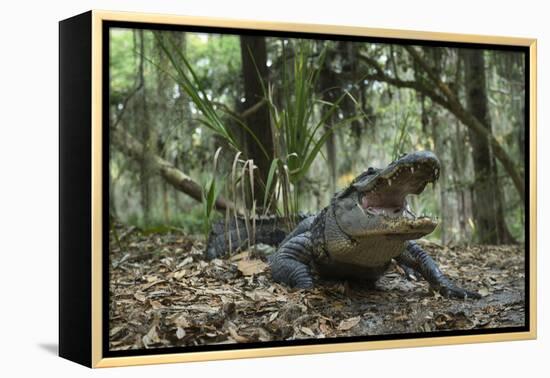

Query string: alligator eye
367 167 375 175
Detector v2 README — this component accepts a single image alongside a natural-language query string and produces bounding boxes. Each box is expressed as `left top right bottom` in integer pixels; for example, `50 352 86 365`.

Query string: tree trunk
239 36 274 205
421 49 449 244
319 47 339 193
156 32 172 224
451 118 469 241
136 30 153 225
462 49 514 244
339 42 363 152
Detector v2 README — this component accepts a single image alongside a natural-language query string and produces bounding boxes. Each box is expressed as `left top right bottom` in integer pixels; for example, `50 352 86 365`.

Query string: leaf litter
109 224 526 350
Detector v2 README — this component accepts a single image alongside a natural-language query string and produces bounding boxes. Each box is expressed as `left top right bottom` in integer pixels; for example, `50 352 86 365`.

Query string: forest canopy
108 27 526 245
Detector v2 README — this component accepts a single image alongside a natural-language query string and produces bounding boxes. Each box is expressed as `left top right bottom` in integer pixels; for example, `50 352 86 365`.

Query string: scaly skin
206 151 480 299
204 214 309 260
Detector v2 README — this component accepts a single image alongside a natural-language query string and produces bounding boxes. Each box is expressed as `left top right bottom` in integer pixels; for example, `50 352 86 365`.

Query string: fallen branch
111 127 239 214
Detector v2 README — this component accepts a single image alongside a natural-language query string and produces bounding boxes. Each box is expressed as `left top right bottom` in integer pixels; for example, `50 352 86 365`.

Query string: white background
0 0 547 376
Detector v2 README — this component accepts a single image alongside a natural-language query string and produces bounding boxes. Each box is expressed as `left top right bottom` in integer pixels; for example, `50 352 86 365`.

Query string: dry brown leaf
173 314 190 328
109 326 124 337
268 312 279 322
150 300 163 310
176 327 186 339
211 259 224 267
394 313 409 321
257 327 272 342
479 287 490 297
134 292 147 302
237 259 268 276
173 269 187 280
142 325 160 347
337 316 361 331
319 321 332 335
228 325 248 343
434 313 453 327
144 275 159 283
300 327 315 337
142 279 165 291
187 304 220 314
244 289 274 301
229 251 250 262
177 256 194 268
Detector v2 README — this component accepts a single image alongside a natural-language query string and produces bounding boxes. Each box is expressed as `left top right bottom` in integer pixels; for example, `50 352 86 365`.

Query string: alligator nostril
393 208 401 214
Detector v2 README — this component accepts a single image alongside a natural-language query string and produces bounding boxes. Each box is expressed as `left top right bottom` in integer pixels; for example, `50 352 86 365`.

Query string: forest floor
108 224 525 351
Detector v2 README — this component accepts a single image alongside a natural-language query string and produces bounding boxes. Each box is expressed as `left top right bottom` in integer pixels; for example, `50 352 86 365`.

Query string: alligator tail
204 214 309 260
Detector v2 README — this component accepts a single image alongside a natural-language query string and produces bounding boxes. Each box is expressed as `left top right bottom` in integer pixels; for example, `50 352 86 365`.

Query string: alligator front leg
269 231 314 289
396 241 480 299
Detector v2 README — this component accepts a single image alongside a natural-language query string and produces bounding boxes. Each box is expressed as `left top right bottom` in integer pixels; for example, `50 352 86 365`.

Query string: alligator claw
397 263 421 281
438 285 481 299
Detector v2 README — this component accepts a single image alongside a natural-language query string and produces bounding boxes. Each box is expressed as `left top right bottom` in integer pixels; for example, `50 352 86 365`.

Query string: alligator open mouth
355 151 440 219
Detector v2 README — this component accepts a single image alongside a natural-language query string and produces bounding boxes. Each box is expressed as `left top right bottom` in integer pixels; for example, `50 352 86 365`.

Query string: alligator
205 151 480 299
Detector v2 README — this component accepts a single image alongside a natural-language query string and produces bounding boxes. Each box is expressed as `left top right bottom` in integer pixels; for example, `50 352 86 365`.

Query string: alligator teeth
356 203 368 217
410 166 415 173
405 207 416 220
388 179 392 186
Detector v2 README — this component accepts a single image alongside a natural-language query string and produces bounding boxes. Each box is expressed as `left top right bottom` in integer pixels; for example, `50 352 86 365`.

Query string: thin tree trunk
339 42 363 151
239 36 274 205
162 180 170 223
452 118 468 240
155 32 170 224
462 49 514 244
423 49 449 244
319 50 338 193
137 30 152 224
451 54 468 241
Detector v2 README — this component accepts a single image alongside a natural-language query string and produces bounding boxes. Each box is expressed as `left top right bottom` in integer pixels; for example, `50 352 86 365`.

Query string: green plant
200 147 224 240
154 32 268 159
157 34 359 226
255 41 359 219
391 110 413 161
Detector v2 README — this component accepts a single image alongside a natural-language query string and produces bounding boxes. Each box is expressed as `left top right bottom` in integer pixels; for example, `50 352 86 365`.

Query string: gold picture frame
59 10 537 368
